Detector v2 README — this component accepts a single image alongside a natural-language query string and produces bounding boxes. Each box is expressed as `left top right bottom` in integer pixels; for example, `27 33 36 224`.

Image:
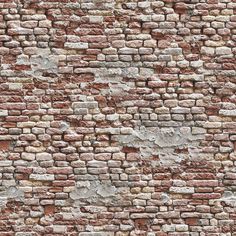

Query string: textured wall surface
0 0 236 235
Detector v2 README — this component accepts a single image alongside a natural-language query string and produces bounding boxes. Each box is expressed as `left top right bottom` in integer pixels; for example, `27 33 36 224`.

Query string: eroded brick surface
0 0 236 235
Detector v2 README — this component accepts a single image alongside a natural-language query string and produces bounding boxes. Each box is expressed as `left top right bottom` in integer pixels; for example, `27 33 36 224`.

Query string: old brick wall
0 0 236 235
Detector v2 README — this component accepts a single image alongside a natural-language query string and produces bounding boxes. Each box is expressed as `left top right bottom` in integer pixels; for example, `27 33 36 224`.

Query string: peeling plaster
29 49 59 77
70 180 121 206
16 48 58 80
0 187 24 209
115 126 205 165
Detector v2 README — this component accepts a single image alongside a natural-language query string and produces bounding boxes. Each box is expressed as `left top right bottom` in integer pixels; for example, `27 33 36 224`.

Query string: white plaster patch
115 126 205 166
70 180 121 206
0 187 24 209
29 49 59 77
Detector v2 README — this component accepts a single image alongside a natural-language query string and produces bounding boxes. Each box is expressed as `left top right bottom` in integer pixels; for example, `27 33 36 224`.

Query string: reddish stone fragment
0 141 11 151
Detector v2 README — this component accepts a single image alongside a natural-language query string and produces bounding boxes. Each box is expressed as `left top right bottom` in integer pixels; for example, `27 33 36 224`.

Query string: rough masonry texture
0 0 236 235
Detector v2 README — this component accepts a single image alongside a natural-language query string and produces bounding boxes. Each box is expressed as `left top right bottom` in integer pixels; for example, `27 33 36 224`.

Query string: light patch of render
218 192 236 208
70 180 123 207
0 187 24 209
73 67 134 96
115 126 206 166
16 48 59 78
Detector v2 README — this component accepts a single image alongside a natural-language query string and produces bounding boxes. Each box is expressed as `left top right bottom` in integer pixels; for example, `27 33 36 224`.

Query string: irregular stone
79 233 114 236
72 102 98 109
169 187 195 194
65 42 89 49
29 174 54 181
0 110 8 116
215 47 232 55
219 110 236 116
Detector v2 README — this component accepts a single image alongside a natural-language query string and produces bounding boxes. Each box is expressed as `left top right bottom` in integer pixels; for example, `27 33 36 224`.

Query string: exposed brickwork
0 0 236 235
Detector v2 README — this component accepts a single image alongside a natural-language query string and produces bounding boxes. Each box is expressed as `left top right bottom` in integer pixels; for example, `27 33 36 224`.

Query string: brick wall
0 0 236 235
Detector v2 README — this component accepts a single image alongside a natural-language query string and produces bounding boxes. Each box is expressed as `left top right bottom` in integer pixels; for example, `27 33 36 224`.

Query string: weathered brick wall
0 0 236 235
